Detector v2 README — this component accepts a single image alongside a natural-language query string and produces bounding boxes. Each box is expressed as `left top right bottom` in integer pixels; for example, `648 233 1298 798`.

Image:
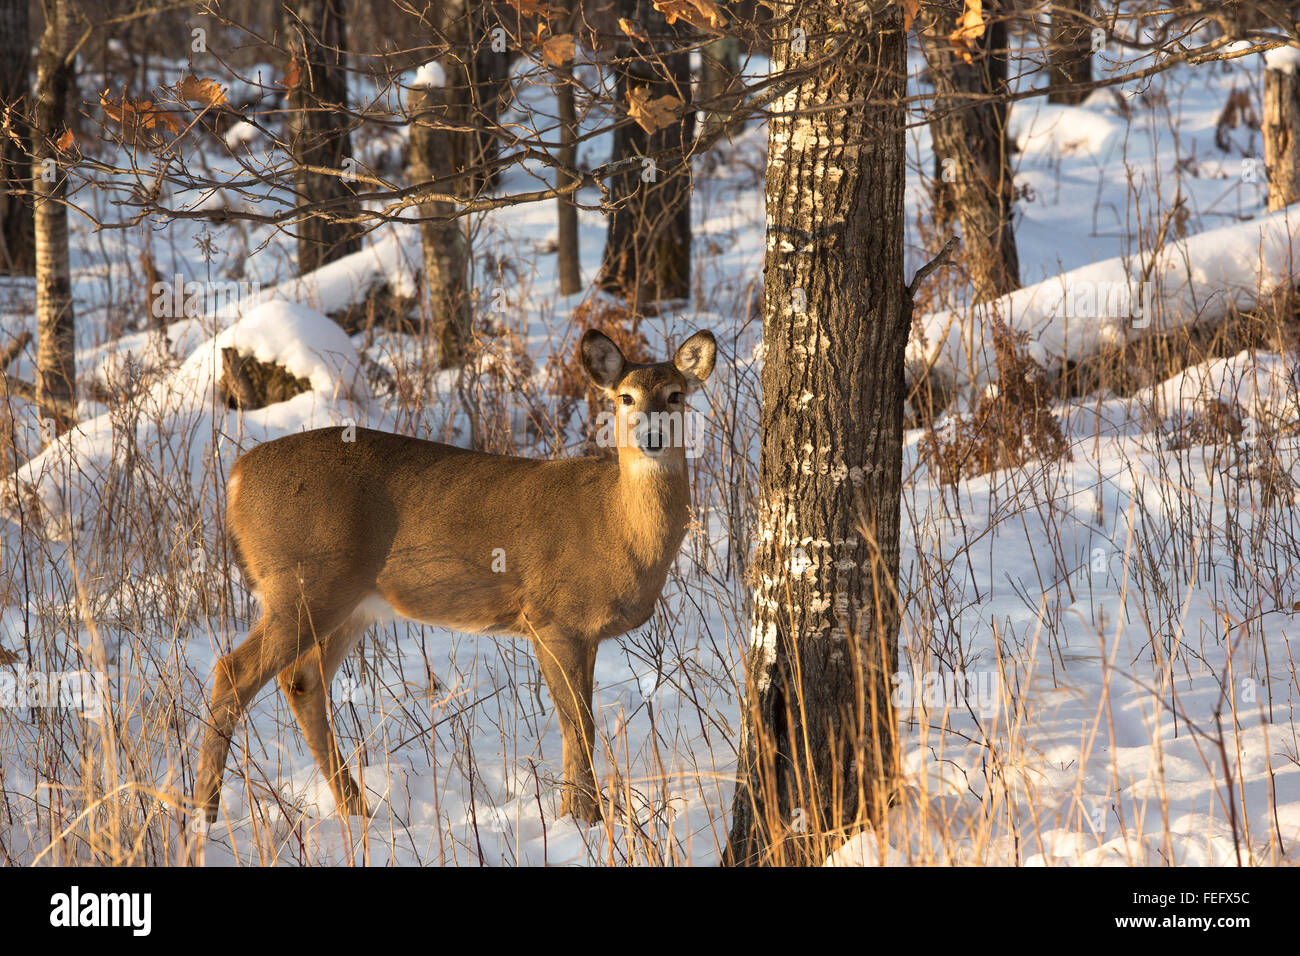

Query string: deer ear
673 330 716 392
580 330 626 391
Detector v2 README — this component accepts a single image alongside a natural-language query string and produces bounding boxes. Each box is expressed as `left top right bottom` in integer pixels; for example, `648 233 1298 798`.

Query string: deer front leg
533 635 599 822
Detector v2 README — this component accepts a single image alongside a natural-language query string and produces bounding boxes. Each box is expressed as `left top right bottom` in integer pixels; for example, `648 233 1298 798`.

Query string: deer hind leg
533 634 600 822
195 612 311 823
194 602 352 824
277 614 370 817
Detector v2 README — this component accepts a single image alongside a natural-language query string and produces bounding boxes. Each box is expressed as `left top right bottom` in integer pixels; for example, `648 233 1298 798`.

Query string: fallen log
908 208 1300 396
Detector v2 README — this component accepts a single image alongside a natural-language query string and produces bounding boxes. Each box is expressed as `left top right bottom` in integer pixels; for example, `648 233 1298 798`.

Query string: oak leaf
100 91 183 136
652 0 726 31
899 0 921 30
282 57 302 92
949 0 986 64
0 107 22 149
540 32 575 65
627 86 681 134
618 18 649 42
176 75 228 108
508 0 558 18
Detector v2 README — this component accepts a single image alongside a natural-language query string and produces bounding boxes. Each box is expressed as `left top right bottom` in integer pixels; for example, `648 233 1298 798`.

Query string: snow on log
12 302 369 530
411 61 447 89
157 231 419 341
908 208 1300 392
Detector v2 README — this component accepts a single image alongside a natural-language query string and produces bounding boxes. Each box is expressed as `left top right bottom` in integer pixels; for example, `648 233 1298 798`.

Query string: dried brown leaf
627 85 681 134
540 32 575 65
618 18 650 42
899 0 921 30
652 0 726 31
100 91 183 137
176 75 228 108
282 57 302 92
509 0 559 18
949 0 986 64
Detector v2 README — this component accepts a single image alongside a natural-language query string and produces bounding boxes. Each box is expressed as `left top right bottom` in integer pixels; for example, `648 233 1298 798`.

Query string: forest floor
1 40 1298 865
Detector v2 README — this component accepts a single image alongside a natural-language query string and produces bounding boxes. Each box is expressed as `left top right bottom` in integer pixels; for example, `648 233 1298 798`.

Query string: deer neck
613 453 691 568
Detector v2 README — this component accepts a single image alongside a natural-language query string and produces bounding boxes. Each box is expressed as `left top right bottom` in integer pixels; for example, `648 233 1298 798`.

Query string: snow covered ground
1 38 1299 866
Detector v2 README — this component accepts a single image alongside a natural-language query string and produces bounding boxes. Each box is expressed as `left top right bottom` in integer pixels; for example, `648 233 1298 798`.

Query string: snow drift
15 301 369 528
909 208 1300 392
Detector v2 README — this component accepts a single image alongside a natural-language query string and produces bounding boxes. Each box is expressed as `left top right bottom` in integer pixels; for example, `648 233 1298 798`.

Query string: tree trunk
699 36 741 138
555 0 581 295
285 0 362 276
1047 0 1093 105
726 1 906 866
597 0 692 310
1265 56 1300 212
441 0 509 195
0 0 34 275
409 83 472 366
33 0 77 435
926 0 1019 303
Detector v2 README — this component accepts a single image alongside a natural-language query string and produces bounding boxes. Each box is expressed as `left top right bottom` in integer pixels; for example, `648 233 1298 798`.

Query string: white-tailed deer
194 329 716 825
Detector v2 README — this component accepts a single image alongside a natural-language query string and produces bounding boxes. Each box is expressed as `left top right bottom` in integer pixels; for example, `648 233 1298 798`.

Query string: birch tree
33 0 77 433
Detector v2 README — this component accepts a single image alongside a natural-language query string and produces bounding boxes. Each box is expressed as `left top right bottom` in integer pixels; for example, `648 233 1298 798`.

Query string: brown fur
194 330 716 824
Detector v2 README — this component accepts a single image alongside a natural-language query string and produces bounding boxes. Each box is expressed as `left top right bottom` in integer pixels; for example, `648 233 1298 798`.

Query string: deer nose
631 420 665 455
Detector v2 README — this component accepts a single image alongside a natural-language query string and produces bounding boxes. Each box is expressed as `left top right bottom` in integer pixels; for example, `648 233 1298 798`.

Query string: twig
906 236 961 300
0 332 31 371
0 374 78 422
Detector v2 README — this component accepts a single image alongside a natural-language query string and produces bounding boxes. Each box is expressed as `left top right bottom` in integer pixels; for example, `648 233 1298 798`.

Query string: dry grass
920 318 1072 484
1 275 1296 865
3 79 1300 867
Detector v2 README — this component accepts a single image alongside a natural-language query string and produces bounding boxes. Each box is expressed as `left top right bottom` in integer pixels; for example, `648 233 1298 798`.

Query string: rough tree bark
285 0 362 275
0 0 34 275
409 81 472 365
597 0 692 309
1264 53 1300 212
1047 0 1094 105
927 0 1019 303
555 0 581 294
441 0 510 195
726 1 906 866
32 0 77 434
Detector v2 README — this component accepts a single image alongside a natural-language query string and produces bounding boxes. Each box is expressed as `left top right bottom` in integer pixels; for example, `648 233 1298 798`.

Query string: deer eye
668 391 685 404
619 394 634 406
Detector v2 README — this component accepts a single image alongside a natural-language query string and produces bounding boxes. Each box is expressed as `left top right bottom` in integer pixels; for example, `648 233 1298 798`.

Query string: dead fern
920 319 1071 484
1165 398 1246 450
